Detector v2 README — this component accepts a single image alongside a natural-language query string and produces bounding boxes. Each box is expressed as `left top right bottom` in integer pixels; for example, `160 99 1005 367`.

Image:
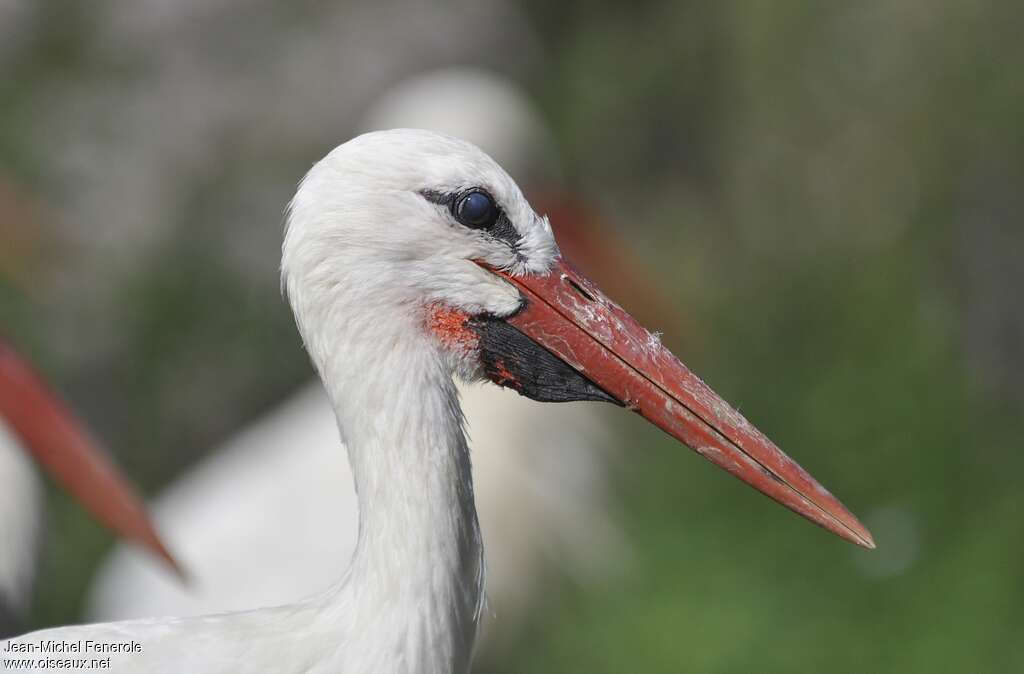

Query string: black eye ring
453 190 499 229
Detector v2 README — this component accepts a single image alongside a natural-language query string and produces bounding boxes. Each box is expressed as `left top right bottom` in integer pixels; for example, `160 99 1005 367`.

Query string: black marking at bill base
469 315 620 405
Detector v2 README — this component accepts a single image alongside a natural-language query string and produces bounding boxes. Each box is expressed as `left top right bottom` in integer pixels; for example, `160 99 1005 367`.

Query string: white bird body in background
3 130 871 673
0 429 41 632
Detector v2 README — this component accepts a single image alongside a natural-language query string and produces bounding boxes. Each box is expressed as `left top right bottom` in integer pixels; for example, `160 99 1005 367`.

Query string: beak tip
835 513 876 550
160 547 188 582
856 528 877 550
832 504 877 550
132 528 188 583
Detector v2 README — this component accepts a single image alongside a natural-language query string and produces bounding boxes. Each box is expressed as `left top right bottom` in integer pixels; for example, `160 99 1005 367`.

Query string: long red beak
486 257 874 549
0 338 182 574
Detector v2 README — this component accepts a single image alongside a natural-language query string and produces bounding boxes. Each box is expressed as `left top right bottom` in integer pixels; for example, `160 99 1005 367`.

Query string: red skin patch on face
428 305 479 354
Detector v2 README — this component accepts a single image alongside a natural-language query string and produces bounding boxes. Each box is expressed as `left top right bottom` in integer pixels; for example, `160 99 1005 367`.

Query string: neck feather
311 317 484 674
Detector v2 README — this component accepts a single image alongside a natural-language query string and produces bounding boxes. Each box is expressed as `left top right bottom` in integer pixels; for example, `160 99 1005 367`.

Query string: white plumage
0 425 42 632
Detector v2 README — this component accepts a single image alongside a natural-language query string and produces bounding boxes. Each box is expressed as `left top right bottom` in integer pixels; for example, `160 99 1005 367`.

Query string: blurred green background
2 1 1023 672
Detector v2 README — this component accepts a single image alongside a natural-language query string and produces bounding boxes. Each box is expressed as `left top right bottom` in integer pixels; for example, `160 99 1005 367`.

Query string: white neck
309 314 484 674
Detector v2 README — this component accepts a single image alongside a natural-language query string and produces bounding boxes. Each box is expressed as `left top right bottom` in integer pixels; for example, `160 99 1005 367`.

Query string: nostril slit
563 275 595 302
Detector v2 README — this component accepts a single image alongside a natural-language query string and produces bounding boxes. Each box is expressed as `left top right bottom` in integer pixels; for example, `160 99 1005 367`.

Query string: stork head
282 129 556 381
283 129 874 549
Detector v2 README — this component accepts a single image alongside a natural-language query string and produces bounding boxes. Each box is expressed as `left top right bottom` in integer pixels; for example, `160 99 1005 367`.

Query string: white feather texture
0 422 42 625
2 130 572 673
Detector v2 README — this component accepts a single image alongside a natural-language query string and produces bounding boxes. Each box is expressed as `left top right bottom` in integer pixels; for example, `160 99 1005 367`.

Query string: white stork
2 130 872 673
86 69 653 652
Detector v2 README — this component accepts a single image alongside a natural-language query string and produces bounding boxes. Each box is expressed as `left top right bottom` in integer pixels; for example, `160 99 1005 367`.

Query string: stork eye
454 190 498 229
